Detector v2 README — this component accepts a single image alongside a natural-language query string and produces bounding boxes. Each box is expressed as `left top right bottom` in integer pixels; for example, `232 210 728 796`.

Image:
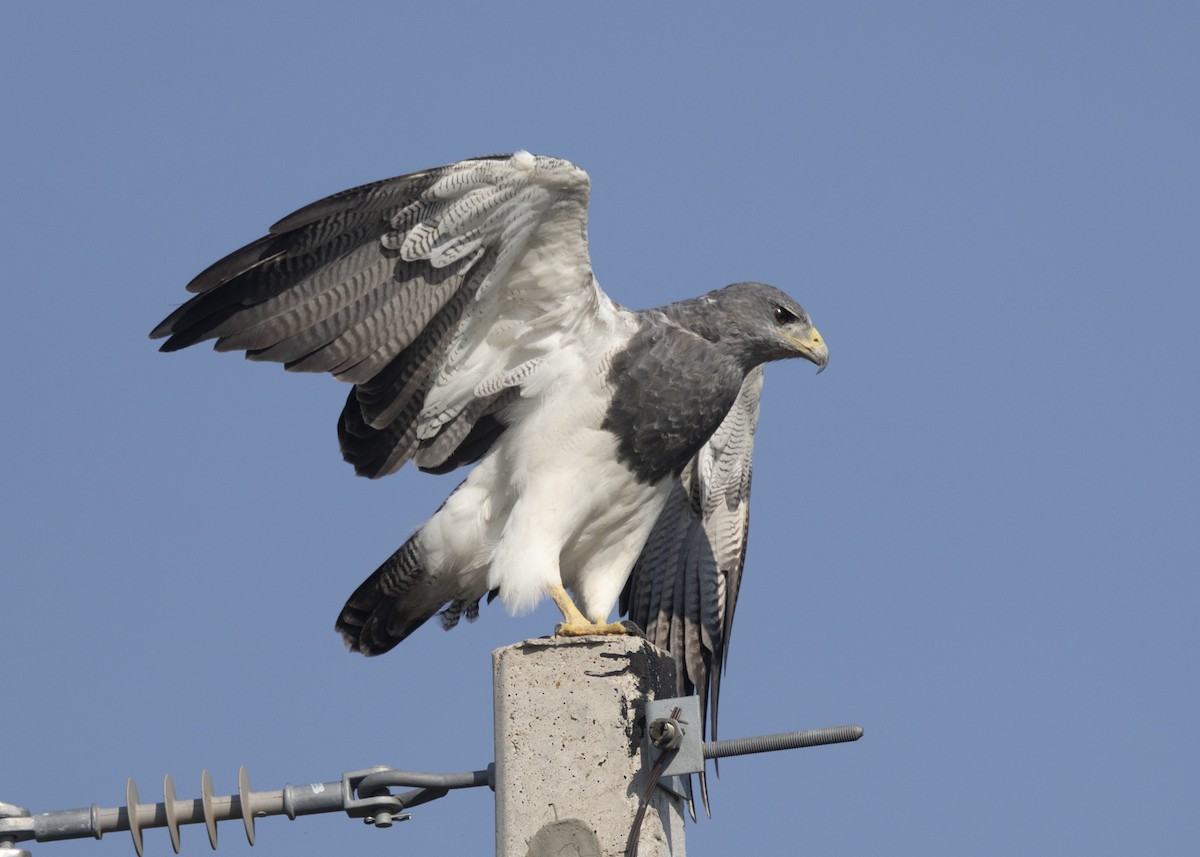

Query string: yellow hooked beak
788 326 829 373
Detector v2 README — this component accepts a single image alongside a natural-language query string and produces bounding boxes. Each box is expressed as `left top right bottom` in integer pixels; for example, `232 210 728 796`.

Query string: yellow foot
554 619 635 637
545 583 643 638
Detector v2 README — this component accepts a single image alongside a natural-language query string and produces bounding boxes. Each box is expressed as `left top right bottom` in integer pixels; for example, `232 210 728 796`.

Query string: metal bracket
642 697 703 800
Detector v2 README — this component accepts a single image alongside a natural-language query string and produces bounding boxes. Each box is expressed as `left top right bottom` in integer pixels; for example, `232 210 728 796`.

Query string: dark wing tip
152 328 200 351
335 609 401 657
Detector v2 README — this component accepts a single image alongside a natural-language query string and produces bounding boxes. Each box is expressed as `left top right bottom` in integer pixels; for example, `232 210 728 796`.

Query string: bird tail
336 535 447 655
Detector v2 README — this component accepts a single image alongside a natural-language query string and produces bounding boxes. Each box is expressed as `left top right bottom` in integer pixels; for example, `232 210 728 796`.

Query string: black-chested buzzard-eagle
151 152 828 807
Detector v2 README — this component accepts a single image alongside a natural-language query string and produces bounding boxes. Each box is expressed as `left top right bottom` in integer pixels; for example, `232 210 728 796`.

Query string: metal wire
0 763 494 857
1 718 861 857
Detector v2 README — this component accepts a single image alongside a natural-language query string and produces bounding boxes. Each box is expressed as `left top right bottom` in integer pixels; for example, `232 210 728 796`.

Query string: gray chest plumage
601 321 745 484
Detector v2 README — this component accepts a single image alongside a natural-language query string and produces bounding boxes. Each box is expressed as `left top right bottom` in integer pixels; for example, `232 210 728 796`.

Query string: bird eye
773 306 796 325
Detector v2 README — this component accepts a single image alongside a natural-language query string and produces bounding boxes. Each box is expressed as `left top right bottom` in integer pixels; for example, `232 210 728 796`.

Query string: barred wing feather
151 152 623 478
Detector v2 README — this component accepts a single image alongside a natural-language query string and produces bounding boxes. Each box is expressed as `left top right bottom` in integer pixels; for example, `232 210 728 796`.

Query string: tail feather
336 535 446 655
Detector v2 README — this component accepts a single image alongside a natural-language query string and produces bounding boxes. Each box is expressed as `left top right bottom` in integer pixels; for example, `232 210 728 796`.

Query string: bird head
705 282 828 372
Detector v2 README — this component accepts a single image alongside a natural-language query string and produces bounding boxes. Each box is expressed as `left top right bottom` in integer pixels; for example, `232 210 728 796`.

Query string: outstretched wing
151 151 626 477
620 364 764 812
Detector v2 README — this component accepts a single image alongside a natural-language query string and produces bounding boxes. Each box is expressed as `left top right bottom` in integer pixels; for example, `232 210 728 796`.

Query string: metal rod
703 725 864 760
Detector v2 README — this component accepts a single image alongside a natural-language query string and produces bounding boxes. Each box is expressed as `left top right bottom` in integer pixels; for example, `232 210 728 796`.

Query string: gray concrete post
493 636 686 857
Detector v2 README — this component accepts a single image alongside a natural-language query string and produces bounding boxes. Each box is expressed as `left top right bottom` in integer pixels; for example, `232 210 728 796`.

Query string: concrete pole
493 636 686 857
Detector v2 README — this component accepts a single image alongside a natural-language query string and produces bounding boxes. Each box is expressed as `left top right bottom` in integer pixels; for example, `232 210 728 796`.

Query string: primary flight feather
152 152 827 806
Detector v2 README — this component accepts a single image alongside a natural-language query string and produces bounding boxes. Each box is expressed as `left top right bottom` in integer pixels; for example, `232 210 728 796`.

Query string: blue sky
2 3 1196 855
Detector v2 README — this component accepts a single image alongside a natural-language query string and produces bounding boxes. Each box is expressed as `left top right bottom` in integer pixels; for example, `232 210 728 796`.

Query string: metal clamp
0 802 33 857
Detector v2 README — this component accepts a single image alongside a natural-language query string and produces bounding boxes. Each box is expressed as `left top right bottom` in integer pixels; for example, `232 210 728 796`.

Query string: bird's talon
619 619 646 638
